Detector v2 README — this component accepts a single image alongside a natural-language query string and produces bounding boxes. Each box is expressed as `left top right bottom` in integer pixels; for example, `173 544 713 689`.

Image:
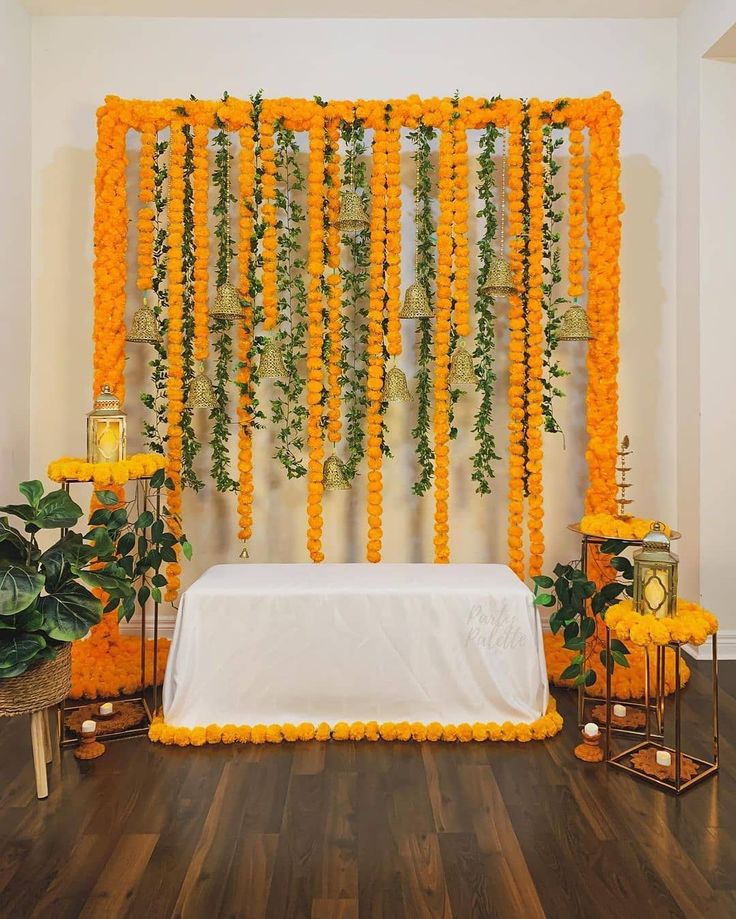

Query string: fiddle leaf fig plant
534 543 633 688
0 474 192 679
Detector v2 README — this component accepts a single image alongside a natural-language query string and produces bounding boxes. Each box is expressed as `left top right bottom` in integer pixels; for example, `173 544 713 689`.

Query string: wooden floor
0 660 733 919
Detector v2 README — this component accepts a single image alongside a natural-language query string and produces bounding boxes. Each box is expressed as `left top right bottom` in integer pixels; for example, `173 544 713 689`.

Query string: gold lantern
127 296 159 344
633 522 679 619
556 304 593 341
87 385 127 464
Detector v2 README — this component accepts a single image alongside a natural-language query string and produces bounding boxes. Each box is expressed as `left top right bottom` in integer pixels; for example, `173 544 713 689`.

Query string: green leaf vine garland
339 119 370 481
210 119 238 492
471 119 502 495
271 121 308 478
140 137 169 457
408 122 436 497
541 120 570 434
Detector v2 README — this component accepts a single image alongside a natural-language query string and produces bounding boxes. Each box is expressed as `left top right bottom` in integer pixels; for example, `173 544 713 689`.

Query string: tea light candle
613 704 626 718
81 720 96 735
656 750 672 768
99 702 113 717
583 722 599 738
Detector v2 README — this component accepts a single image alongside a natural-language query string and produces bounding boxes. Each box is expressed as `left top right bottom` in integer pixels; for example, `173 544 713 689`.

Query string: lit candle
656 750 672 768
81 720 97 734
583 722 599 738
613 704 626 718
99 702 113 717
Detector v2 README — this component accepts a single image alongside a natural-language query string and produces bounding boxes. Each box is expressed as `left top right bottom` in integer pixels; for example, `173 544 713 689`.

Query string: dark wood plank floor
0 660 733 919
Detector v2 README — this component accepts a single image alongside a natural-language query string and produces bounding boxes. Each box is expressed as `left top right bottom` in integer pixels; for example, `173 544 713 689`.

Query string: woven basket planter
0 644 71 717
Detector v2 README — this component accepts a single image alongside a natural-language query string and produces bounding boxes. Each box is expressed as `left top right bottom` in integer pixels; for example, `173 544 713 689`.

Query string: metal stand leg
643 646 651 742
674 645 682 792
605 626 612 762
713 633 720 767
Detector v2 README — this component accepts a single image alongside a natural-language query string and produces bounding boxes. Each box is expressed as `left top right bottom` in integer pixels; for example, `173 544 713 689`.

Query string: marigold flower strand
136 126 156 293
261 106 278 331
192 123 210 362
326 116 343 444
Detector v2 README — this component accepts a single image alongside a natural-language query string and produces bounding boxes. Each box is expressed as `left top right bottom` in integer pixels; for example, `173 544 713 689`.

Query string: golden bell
556 305 593 341
258 338 288 379
211 281 242 321
322 454 351 491
399 282 433 319
239 543 249 559
383 365 412 402
479 252 516 298
448 344 477 386
127 297 158 344
187 362 217 409
335 190 370 233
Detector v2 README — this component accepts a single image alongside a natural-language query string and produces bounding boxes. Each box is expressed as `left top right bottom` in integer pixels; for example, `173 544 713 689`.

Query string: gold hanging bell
479 252 516 298
399 282 433 319
127 297 159 344
383 365 412 402
187 362 217 409
334 190 370 233
239 543 249 559
556 305 594 342
322 453 351 491
211 280 242 321
448 344 477 387
258 338 288 379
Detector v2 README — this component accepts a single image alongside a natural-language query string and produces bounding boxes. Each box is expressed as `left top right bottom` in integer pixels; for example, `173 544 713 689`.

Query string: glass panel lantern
633 522 679 619
87 384 127 463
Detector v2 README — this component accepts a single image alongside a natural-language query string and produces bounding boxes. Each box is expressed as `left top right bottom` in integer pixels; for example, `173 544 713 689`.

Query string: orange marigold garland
385 119 402 356
585 95 623 514
506 107 526 578
325 116 343 444
525 101 546 576
163 123 186 599
136 125 156 293
93 108 128 398
366 121 389 563
433 123 455 564
261 106 279 332
306 112 327 562
237 118 257 544
192 122 210 363
452 118 471 338
567 112 585 301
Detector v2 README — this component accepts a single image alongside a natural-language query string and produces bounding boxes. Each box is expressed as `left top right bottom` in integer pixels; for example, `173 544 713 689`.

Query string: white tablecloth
163 564 549 728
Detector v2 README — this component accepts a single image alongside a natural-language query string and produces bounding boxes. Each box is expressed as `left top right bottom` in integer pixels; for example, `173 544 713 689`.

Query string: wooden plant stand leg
42 708 53 764
30 711 49 799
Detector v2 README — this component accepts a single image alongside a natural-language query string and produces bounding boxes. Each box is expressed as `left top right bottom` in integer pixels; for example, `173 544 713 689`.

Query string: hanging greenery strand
180 124 204 490
408 122 436 497
271 120 308 478
210 121 238 492
236 94 265 547
339 119 370 481
141 137 169 455
541 116 569 434
471 118 502 495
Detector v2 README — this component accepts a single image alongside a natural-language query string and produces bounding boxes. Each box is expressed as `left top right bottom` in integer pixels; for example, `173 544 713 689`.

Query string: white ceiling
24 0 691 18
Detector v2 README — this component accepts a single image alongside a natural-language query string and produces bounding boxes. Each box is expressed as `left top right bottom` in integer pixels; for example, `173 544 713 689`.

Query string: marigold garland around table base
148 698 562 747
93 93 623 581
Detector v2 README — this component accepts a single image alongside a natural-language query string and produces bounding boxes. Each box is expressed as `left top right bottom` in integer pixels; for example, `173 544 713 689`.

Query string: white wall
29 17 678 598
0 0 31 498
677 0 736 640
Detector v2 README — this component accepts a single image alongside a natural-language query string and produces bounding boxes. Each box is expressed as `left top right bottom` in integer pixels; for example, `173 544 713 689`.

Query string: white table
163 564 549 730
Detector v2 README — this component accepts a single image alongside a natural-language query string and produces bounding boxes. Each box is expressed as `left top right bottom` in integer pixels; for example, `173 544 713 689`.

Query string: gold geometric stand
605 629 719 794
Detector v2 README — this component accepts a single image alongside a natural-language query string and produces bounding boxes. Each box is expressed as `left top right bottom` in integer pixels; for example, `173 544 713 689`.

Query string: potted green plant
0 481 135 715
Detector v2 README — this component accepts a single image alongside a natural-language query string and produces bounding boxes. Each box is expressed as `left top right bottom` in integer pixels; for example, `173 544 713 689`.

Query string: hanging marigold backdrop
92 93 623 583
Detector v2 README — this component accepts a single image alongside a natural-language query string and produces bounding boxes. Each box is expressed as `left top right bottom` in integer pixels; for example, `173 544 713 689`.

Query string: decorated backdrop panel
93 93 622 596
